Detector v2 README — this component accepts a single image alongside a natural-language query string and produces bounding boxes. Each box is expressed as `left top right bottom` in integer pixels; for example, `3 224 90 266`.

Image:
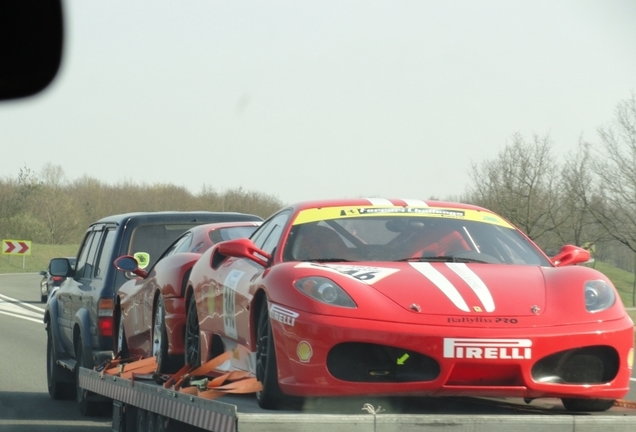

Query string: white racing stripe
365 198 428 207
410 262 470 312
402 199 428 207
366 198 393 206
446 263 495 312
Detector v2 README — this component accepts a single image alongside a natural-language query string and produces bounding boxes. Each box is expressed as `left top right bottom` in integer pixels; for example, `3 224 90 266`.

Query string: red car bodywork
185 199 634 410
116 221 261 361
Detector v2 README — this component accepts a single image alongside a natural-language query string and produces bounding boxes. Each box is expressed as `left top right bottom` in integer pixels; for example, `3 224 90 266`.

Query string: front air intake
531 346 619 384
327 342 440 383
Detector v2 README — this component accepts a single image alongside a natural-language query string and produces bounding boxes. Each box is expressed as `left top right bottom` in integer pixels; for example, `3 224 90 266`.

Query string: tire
135 408 147 432
561 397 615 412
146 411 157 431
75 339 102 417
255 299 285 409
40 280 48 303
156 414 168 432
46 326 75 400
184 296 201 368
115 307 129 359
154 296 183 374
123 405 138 432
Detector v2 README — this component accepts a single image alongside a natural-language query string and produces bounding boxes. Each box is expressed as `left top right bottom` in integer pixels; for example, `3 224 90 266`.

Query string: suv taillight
98 298 114 337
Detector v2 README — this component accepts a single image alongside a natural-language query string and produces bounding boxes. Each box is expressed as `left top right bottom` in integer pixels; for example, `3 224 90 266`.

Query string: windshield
283 210 550 266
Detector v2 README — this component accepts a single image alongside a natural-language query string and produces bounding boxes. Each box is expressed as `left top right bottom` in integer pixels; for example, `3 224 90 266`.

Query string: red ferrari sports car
113 220 261 373
184 199 634 411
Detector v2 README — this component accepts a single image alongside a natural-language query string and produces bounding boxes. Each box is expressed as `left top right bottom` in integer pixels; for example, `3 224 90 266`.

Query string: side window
154 231 193 265
253 211 290 255
173 232 193 255
82 229 104 279
75 231 96 279
95 228 117 279
128 223 199 271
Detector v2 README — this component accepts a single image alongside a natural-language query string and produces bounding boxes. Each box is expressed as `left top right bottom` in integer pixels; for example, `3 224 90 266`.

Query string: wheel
184 295 200 368
255 299 285 409
46 326 75 399
156 414 168 432
75 339 102 416
122 405 138 432
561 397 615 412
146 411 157 431
135 408 147 432
154 296 183 374
115 307 129 358
41 280 49 303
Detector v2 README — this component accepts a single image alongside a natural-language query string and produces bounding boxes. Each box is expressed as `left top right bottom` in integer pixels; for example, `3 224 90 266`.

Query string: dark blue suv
44 211 262 416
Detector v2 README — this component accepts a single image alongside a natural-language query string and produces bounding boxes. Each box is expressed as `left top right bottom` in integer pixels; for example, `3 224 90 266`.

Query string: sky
1 0 636 206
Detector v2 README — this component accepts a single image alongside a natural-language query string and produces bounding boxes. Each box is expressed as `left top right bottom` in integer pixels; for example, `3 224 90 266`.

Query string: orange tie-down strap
614 399 636 409
97 351 262 397
179 371 263 400
172 351 263 399
102 356 158 379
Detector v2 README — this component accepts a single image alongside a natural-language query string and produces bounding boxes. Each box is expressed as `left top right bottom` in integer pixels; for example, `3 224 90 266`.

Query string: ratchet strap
97 351 262 398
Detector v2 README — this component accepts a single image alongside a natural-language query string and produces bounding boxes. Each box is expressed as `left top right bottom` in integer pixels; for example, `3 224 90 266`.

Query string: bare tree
467 133 563 250
590 93 636 251
556 140 609 249
589 93 636 304
32 164 81 244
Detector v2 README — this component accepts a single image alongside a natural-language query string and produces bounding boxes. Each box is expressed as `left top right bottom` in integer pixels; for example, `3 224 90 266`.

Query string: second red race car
113 220 261 373
183 198 634 411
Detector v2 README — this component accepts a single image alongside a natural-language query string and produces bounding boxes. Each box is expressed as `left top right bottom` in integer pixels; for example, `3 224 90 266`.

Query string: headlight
294 276 356 308
584 280 615 313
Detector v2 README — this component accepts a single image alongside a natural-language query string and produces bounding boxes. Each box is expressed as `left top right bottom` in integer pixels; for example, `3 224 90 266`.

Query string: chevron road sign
2 240 32 255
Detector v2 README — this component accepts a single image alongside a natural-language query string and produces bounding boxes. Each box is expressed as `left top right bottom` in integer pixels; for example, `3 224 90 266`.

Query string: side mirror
216 238 271 268
550 245 591 267
114 255 148 278
39 270 47 276
49 258 71 277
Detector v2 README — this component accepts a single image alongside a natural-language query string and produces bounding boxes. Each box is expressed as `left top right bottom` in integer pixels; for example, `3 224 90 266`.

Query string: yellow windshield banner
292 206 513 228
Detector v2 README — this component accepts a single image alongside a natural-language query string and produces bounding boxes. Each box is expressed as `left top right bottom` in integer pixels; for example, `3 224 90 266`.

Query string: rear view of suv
43 211 262 415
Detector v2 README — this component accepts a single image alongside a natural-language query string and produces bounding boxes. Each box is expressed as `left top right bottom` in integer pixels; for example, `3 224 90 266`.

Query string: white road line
0 293 44 324
0 310 42 324
0 293 45 312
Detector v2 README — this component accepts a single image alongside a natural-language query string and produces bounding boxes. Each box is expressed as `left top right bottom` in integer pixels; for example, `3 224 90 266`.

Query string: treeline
462 93 636 290
0 165 284 245
2 94 636 288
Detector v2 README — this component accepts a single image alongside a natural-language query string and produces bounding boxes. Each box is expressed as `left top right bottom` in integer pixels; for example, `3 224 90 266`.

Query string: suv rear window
128 223 201 269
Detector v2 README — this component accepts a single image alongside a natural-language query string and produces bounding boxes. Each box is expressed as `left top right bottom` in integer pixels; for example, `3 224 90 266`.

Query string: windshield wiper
306 258 354 263
397 256 490 264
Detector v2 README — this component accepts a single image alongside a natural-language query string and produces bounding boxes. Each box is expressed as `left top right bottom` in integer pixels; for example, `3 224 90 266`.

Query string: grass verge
0 244 79 274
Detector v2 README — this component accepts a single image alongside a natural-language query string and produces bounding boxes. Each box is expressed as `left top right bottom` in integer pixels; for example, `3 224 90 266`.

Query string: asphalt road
1 273 635 432
0 273 110 432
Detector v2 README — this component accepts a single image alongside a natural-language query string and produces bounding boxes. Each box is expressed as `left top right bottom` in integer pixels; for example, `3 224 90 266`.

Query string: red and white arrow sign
2 240 32 255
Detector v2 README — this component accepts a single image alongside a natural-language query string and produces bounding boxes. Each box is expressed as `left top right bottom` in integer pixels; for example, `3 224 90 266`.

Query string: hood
343 262 547 316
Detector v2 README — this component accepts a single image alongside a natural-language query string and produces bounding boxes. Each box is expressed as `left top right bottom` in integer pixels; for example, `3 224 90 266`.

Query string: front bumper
271 309 634 400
